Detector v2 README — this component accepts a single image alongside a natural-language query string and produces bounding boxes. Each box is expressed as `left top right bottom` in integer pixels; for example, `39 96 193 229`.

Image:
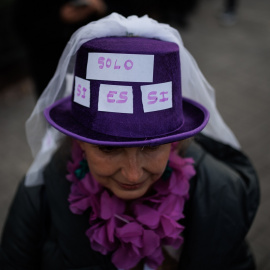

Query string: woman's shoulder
42 137 73 201
186 134 259 219
179 134 260 269
184 135 260 232
184 133 260 234
187 134 259 193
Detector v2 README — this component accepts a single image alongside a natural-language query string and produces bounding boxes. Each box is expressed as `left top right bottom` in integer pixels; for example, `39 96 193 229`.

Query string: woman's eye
98 146 121 153
143 145 160 151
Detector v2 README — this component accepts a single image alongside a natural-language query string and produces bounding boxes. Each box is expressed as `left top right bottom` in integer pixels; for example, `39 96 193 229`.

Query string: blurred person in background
220 0 238 26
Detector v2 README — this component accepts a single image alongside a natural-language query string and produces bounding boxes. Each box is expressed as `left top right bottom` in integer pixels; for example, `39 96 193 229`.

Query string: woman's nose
121 148 144 183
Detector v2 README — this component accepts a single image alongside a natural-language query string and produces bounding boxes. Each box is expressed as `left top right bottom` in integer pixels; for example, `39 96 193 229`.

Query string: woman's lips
114 179 146 190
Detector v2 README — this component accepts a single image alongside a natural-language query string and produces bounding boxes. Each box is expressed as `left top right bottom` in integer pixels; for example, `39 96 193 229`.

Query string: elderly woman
0 14 259 270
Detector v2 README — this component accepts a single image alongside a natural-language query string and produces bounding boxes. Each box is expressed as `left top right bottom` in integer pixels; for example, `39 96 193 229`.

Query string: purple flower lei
66 142 196 270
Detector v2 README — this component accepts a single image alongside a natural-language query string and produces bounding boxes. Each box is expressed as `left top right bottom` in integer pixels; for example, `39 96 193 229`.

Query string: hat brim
44 96 209 147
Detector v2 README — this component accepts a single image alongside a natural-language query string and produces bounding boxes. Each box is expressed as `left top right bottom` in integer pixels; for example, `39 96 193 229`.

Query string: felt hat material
44 37 209 146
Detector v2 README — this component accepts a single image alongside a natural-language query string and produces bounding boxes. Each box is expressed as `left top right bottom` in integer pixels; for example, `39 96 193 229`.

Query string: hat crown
72 37 183 139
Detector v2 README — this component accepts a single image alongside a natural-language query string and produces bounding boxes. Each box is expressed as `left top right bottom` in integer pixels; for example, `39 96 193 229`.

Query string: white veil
25 13 240 186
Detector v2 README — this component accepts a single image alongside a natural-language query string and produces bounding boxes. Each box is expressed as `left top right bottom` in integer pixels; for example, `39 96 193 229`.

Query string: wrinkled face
78 142 171 200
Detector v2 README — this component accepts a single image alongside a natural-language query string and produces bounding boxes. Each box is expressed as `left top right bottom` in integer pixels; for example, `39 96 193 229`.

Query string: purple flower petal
112 243 141 269
115 222 143 247
145 245 164 269
86 222 116 254
160 215 184 239
141 230 160 256
106 217 116 243
135 204 160 229
81 173 102 194
100 191 125 220
69 197 92 214
158 194 185 220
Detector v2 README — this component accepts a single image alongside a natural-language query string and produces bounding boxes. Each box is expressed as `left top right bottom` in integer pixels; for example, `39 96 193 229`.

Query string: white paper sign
141 82 173 113
73 76 90 107
98 84 133 114
87 53 154 82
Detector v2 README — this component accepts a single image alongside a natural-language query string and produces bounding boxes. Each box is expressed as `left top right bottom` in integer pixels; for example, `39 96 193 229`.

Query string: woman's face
78 142 171 200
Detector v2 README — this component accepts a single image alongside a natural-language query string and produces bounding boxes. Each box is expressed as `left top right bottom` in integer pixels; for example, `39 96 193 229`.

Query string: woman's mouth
115 180 146 190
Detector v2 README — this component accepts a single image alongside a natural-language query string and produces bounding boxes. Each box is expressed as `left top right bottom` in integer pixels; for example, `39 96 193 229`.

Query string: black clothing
0 135 260 269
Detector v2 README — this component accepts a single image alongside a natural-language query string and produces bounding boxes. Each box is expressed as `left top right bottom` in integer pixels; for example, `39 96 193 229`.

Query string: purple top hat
44 37 209 146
